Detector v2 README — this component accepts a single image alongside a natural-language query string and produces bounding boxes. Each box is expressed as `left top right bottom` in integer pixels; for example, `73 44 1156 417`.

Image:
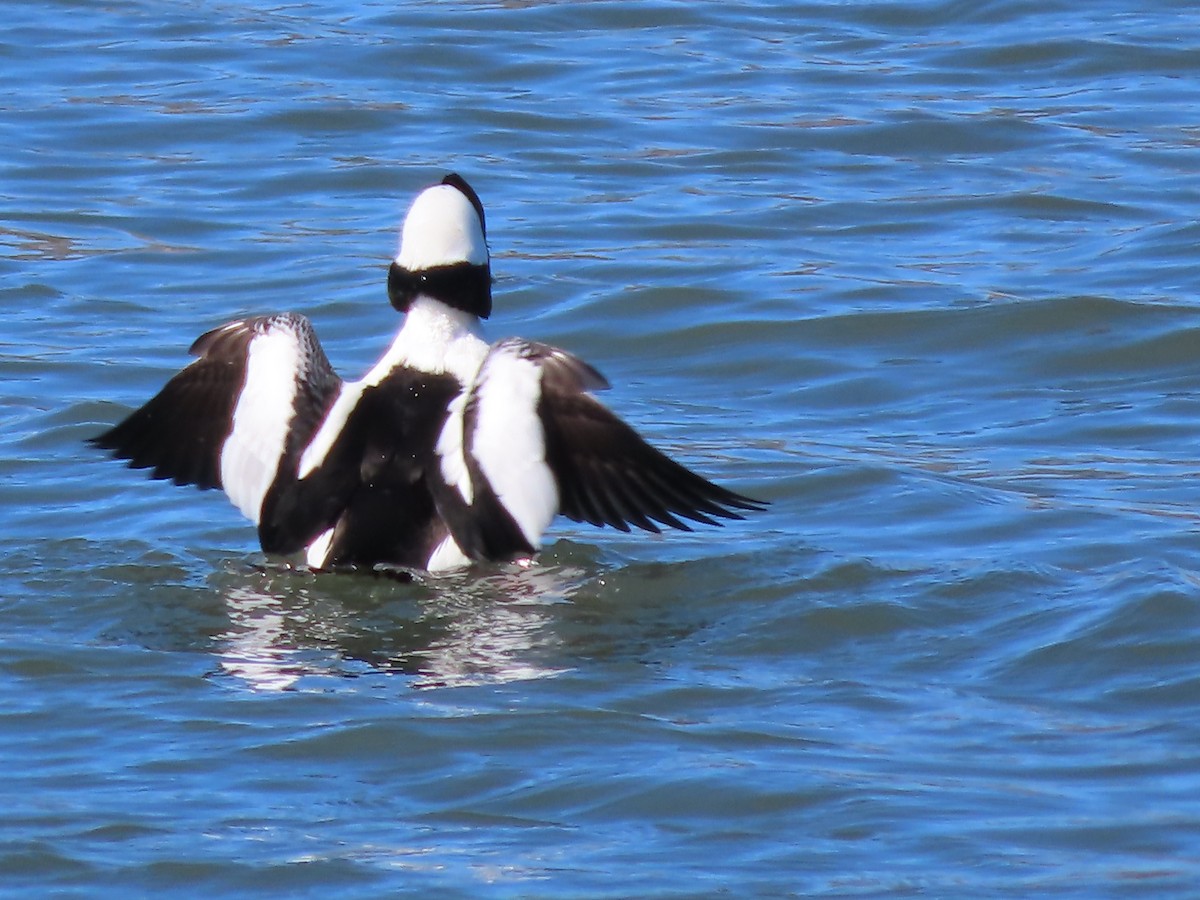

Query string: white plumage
435 390 475 506
469 341 560 549
220 323 303 520
396 183 489 270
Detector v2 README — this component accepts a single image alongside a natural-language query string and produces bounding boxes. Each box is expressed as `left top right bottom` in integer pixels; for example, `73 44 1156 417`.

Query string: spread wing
90 313 342 524
531 345 766 532
453 338 766 554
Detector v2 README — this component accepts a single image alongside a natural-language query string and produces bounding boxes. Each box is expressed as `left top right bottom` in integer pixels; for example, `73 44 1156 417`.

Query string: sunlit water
3 1 1200 895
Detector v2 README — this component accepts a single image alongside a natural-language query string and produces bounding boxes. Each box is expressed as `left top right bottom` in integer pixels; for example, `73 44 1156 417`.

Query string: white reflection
412 564 585 688
219 584 310 691
213 556 596 692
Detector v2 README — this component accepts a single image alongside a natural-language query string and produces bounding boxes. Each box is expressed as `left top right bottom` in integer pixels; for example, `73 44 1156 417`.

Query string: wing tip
719 491 770 513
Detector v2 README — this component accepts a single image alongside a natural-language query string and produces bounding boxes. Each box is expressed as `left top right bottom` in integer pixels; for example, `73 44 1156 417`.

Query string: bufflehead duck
91 174 766 572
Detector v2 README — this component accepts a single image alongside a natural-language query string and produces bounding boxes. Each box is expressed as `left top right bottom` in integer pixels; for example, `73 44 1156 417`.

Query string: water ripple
3 0 1200 895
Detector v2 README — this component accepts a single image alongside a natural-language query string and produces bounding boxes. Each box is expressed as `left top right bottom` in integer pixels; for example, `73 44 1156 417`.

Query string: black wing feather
91 329 248 490
533 346 767 533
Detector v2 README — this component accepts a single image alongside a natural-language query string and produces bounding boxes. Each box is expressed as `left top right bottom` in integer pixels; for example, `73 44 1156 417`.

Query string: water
3 0 1200 895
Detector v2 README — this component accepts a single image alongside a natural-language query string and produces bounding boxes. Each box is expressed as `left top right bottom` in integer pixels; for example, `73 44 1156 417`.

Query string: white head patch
396 183 488 270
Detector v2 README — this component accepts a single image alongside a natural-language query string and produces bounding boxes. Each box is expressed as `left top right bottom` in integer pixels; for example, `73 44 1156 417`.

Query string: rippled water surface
4 0 1200 895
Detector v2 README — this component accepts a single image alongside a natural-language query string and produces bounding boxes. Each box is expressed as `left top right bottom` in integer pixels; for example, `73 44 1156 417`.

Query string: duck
91 174 766 572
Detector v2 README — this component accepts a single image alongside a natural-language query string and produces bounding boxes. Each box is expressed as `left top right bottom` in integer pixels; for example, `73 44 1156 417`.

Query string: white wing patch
426 534 471 572
220 325 303 521
436 389 473 504
469 342 559 549
305 527 336 569
297 381 364 480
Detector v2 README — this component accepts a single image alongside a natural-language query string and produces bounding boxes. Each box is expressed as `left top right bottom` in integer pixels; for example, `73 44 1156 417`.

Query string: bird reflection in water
213 550 596 691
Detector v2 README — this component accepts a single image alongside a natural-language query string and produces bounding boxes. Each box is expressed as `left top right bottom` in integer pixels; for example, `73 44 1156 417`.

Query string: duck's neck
367 296 489 385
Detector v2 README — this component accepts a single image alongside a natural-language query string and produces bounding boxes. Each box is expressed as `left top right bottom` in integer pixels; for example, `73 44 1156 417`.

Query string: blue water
4 0 1200 895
